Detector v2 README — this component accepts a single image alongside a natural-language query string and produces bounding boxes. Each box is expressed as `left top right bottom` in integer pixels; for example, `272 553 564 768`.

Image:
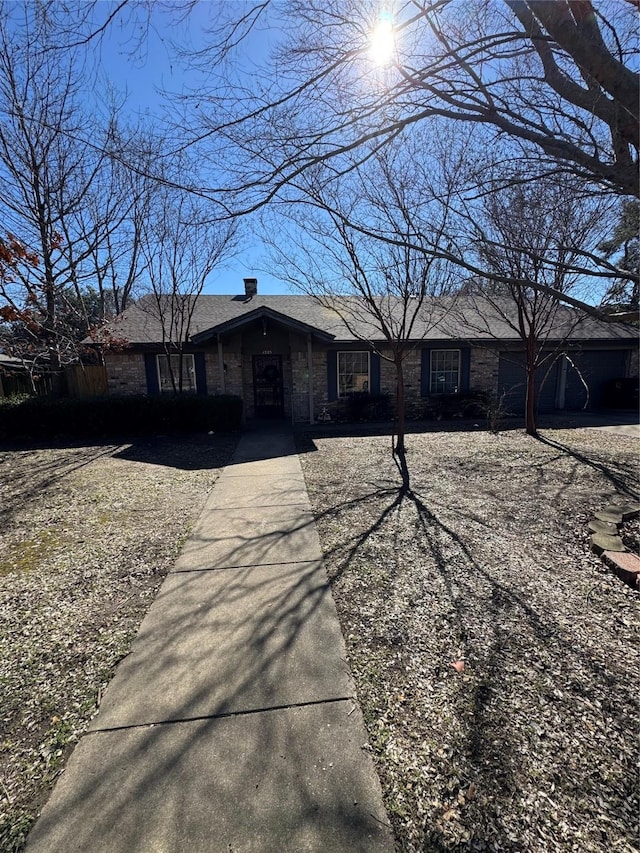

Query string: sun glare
370 11 395 66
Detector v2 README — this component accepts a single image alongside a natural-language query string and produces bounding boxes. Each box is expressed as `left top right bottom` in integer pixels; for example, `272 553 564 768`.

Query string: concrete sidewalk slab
91 561 354 729
206 473 310 508
26 703 394 853
231 429 299 462
224 455 304 477
25 426 394 853
173 504 323 570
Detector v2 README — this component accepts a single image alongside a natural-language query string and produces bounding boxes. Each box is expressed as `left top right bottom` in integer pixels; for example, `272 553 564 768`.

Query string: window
338 351 370 396
157 354 196 393
430 349 460 395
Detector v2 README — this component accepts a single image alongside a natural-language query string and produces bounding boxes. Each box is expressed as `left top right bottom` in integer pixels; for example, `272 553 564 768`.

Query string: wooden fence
64 365 108 397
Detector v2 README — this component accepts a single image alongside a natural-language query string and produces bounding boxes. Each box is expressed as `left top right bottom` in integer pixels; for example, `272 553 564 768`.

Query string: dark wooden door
253 354 284 418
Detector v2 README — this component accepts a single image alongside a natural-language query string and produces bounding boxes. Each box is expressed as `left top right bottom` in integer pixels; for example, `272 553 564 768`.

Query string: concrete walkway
26 428 394 853
583 422 640 438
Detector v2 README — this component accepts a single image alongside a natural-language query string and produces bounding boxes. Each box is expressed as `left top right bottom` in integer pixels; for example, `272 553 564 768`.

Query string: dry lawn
1 424 637 853
0 435 236 853
297 425 639 853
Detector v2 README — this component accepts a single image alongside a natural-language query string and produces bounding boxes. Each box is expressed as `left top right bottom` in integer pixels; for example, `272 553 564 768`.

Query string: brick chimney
244 277 258 298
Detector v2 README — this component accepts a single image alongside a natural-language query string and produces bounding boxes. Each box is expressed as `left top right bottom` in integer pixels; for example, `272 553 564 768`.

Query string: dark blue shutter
461 348 471 392
370 351 381 394
144 353 160 395
327 350 338 401
194 352 207 395
421 348 431 396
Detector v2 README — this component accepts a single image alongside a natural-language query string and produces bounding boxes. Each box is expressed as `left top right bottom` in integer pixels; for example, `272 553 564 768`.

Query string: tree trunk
393 357 410 490
395 357 406 455
525 338 538 437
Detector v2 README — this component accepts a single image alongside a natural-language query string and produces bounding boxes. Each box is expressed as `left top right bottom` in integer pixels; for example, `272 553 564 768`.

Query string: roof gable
191 304 335 343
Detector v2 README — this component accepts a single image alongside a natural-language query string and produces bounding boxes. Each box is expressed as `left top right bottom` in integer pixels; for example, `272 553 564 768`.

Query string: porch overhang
190 306 335 345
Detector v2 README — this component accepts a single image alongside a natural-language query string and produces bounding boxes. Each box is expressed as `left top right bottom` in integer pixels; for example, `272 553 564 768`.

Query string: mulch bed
297 426 639 853
0 434 236 853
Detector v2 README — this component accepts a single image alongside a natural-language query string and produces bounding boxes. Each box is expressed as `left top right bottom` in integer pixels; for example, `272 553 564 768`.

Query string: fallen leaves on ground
298 426 639 853
0 434 236 851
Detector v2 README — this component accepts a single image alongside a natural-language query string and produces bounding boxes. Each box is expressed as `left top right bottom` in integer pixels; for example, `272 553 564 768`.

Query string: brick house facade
98 281 639 423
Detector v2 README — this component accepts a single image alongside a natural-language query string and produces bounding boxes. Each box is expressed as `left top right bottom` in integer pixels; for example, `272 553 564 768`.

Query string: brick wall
289 334 311 421
378 347 422 400
379 344 501 399
224 347 244 399
627 347 639 378
205 352 222 393
105 352 147 394
469 346 500 393
281 335 338 423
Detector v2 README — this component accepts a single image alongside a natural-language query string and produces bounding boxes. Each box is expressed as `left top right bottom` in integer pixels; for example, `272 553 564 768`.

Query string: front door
253 354 284 419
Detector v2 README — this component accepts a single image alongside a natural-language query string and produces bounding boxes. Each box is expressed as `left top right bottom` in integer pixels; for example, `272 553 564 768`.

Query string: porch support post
307 334 314 423
555 354 568 410
217 334 225 393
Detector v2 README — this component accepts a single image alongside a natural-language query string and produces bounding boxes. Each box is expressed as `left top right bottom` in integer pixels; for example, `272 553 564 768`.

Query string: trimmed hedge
0 394 243 441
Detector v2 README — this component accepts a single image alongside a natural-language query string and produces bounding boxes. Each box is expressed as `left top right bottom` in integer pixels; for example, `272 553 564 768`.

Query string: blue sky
95 3 291 296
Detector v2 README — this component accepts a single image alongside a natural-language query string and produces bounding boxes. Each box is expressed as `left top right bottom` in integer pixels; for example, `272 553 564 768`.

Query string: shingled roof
97 293 637 346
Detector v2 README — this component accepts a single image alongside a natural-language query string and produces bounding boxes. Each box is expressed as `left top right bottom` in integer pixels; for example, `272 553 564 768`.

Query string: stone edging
589 499 640 589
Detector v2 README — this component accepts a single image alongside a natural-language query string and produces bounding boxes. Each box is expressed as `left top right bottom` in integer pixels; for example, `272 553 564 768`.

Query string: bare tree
138 185 240 393
167 0 637 318
0 5 172 382
195 0 638 201
0 8 129 374
458 175 611 436
4 1 635 326
78 124 164 323
267 135 459 481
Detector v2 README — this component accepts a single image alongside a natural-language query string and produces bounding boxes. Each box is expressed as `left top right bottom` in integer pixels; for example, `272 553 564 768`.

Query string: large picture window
157 354 196 393
430 349 461 395
338 351 370 396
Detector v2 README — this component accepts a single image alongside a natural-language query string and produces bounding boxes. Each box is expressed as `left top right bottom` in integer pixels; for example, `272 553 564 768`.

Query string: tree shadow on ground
0 445 115 530
298 409 639 444
21 427 638 853
305 443 638 851
536 433 639 499
117 426 316 470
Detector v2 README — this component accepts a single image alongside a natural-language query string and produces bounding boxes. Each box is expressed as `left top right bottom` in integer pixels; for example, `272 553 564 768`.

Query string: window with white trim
338 351 370 396
157 353 196 393
429 349 461 394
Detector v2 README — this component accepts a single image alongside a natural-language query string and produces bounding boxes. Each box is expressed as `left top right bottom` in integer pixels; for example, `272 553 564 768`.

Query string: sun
370 11 395 66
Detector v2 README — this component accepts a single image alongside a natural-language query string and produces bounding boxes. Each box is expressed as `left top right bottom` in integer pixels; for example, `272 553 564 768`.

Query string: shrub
479 391 509 434
0 394 243 442
343 392 392 422
423 392 489 420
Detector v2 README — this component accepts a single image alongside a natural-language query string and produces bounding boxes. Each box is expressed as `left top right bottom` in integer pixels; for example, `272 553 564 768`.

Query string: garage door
497 353 560 414
563 350 628 410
